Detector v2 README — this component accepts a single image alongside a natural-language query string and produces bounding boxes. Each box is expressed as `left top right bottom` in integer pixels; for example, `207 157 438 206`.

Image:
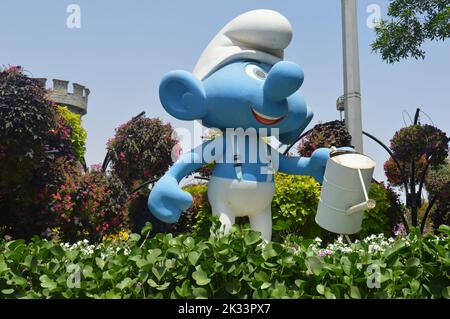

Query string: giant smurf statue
149 9 346 241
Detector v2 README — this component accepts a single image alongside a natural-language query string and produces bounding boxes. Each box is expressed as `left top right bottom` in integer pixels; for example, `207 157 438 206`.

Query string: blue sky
1 0 449 182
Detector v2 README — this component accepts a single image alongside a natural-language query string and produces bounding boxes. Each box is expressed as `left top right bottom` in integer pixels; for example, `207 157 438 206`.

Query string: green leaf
316 284 325 295
244 232 261 246
324 288 336 299
261 282 271 290
39 275 57 290
129 234 141 242
350 286 361 299
1 289 15 295
140 222 153 236
146 249 162 264
262 243 280 260
306 257 323 275
117 277 132 290
341 256 352 275
95 257 105 270
192 267 211 286
225 279 241 295
406 257 420 268
188 251 200 266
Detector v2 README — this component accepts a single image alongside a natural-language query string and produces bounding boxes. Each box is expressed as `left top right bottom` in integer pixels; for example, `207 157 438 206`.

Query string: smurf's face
159 59 313 144
202 60 312 134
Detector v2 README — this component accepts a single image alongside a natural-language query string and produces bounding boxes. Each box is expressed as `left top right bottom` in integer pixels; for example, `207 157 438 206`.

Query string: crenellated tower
34 78 90 116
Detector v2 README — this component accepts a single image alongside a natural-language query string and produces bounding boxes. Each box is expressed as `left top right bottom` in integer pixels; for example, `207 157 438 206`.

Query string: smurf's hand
148 175 193 224
309 146 355 183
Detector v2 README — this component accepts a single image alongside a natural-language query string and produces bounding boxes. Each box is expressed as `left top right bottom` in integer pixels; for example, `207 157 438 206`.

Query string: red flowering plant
46 165 132 243
297 120 352 157
107 116 178 190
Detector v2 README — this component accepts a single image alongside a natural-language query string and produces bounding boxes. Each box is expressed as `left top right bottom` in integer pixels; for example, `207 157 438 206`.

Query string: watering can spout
346 199 376 216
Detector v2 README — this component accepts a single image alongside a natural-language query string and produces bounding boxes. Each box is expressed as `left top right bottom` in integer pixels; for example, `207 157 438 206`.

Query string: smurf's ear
159 70 207 121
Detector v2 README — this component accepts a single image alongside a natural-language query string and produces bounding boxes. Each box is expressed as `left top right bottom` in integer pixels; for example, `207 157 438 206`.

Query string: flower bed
1 222 449 299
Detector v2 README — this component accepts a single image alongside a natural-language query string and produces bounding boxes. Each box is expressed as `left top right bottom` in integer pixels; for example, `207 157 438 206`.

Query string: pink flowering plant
46 165 132 243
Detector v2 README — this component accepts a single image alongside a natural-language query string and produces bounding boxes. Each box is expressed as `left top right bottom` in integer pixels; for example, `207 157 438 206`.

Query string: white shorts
207 176 275 217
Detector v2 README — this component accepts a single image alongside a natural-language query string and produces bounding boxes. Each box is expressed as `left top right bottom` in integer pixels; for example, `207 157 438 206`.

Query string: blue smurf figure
149 9 345 241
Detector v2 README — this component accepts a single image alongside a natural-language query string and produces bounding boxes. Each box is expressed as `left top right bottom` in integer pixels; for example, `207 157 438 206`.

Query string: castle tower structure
34 78 90 116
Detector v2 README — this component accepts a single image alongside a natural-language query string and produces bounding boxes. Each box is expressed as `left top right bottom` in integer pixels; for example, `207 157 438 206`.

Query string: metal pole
341 0 363 152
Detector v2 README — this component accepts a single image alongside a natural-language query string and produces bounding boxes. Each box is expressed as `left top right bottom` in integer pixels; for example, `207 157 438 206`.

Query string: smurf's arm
278 148 332 184
148 137 223 223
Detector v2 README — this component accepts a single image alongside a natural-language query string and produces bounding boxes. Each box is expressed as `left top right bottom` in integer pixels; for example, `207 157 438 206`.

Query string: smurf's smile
251 107 285 125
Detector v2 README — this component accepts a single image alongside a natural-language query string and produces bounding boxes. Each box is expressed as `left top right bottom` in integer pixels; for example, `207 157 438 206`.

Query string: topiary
56 106 87 162
107 116 178 190
297 120 352 157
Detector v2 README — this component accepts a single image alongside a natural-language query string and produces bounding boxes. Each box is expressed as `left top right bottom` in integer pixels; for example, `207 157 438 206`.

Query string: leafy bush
271 173 323 240
180 184 212 237
107 117 178 190
46 166 132 243
297 120 352 157
57 106 87 162
0 66 56 162
360 183 402 238
0 223 449 299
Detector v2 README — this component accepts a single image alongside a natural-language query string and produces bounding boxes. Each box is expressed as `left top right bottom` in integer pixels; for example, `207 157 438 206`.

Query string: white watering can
315 149 376 234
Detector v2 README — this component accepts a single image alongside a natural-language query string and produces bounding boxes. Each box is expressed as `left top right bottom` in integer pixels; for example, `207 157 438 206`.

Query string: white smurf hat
192 9 293 80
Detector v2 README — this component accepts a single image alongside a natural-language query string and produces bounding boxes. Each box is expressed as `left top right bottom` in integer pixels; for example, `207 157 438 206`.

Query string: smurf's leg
249 207 272 242
210 197 235 235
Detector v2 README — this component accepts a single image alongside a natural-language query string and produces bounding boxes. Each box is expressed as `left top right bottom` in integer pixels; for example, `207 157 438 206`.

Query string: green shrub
57 106 87 162
181 184 212 237
271 173 324 240
0 223 449 299
359 183 392 238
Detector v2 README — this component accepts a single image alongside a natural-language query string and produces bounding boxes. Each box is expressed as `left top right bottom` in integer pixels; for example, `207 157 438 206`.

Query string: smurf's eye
245 64 267 81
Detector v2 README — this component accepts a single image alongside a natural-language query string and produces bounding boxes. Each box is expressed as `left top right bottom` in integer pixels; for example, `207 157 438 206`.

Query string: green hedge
1 222 449 299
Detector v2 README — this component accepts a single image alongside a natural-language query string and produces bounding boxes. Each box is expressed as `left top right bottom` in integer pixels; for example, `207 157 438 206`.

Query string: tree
372 0 450 63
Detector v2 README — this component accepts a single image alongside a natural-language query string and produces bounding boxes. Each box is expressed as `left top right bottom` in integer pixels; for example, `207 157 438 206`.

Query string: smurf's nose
264 61 304 101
